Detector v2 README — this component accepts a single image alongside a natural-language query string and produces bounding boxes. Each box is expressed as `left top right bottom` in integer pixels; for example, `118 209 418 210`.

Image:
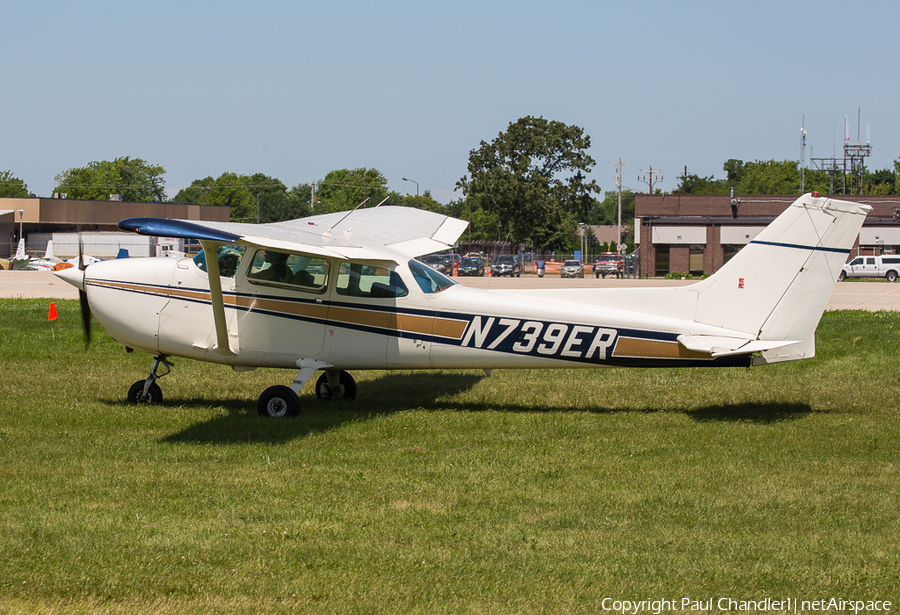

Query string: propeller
78 235 92 348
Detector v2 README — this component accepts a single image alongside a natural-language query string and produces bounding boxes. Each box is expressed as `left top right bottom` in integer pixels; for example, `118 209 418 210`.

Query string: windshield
409 259 455 294
461 258 481 266
563 261 580 266
496 256 515 264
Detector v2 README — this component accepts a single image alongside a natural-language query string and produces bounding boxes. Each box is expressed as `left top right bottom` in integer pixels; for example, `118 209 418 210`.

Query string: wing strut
200 241 236 357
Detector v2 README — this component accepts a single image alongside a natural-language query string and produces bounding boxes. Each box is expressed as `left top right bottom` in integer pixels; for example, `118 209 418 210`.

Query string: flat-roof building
635 194 900 277
1 196 230 258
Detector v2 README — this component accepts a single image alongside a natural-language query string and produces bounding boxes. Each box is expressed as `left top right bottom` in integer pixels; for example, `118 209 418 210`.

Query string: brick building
1 196 230 258
635 194 900 277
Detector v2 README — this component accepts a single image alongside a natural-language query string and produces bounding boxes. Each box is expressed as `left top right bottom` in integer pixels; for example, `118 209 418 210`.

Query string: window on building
654 245 670 277
722 244 741 265
689 245 704 276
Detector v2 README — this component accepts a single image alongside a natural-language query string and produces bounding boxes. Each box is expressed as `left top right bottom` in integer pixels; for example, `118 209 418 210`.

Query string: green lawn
1 300 897 614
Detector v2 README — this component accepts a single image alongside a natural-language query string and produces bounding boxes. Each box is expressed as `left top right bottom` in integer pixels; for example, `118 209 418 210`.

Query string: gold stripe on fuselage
612 336 709 360
89 280 468 341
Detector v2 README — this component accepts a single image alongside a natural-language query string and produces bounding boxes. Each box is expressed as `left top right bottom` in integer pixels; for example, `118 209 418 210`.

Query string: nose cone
53 265 85 291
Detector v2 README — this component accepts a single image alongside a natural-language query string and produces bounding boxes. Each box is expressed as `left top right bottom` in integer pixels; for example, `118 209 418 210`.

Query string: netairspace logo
599 597 892 614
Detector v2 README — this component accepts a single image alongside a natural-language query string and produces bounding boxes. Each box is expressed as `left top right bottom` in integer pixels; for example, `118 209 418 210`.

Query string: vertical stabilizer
687 194 869 362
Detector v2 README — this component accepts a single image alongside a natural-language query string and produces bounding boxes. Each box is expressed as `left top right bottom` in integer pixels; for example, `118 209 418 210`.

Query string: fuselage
80 251 752 372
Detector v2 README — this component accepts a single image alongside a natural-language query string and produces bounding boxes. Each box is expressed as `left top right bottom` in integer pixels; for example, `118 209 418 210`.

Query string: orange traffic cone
48 302 58 321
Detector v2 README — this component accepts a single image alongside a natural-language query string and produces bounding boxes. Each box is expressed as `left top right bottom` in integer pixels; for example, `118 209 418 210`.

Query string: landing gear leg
315 370 357 401
128 356 173 405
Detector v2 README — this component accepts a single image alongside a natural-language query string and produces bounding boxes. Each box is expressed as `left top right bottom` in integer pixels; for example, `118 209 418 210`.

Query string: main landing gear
126 355 356 418
255 370 357 418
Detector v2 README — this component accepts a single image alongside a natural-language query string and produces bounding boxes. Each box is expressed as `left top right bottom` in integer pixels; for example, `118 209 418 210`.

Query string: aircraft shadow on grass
151 372 814 445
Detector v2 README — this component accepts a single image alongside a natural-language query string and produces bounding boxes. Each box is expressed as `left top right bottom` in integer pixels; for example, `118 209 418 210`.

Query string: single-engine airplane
54 193 869 417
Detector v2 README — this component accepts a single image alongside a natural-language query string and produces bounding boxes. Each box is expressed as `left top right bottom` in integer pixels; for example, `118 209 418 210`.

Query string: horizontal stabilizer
677 335 801 358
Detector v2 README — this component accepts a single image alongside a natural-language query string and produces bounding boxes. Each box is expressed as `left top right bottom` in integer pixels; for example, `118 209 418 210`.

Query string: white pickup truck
839 255 900 282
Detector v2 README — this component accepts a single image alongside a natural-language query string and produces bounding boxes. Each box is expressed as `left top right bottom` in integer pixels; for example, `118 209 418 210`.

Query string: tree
53 157 166 201
0 171 29 197
174 173 308 223
457 116 600 249
734 160 800 194
674 173 727 195
314 168 389 214
590 189 635 225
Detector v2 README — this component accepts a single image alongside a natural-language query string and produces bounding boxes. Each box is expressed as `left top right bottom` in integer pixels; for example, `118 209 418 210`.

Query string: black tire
887 270 898 283
257 385 300 417
315 371 357 401
128 380 162 405
838 271 846 282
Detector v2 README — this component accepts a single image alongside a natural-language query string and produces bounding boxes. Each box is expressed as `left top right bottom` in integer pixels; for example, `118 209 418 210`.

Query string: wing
118 205 469 261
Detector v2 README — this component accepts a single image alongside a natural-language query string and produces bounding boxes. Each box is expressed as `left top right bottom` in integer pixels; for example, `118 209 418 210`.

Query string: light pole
17 209 24 244
578 222 586 262
402 177 419 209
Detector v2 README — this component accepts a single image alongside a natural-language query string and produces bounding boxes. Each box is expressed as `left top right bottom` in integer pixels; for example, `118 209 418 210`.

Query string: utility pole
638 166 663 194
800 114 807 194
609 158 632 251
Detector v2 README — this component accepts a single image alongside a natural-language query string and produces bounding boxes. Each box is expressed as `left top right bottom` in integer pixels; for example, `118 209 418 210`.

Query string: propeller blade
79 288 92 348
78 234 91 348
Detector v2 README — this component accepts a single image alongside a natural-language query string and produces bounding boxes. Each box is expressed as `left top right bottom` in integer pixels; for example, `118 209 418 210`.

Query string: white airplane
9 238 34 270
54 193 869 417
27 239 64 271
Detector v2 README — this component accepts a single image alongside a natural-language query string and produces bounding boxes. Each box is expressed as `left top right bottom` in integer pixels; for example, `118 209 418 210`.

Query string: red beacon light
813 191 819 197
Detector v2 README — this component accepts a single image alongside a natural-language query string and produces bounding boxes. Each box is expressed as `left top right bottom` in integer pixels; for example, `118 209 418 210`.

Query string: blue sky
3 0 898 203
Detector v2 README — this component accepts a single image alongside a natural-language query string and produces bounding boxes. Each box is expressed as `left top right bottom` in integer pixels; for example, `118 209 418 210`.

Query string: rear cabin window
247 249 328 291
336 263 408 299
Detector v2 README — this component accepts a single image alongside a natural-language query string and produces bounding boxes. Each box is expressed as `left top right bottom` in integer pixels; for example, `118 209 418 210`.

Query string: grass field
1 299 898 614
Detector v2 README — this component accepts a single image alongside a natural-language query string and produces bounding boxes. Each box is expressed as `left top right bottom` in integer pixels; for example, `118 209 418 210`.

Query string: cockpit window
336 263 408 298
247 249 328 291
192 244 247 278
408 259 455 294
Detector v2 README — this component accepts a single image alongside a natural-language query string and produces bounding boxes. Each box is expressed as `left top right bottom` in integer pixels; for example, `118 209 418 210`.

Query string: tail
14 238 26 260
685 193 869 363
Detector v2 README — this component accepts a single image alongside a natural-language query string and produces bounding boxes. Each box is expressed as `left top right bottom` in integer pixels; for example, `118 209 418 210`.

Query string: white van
840 255 900 282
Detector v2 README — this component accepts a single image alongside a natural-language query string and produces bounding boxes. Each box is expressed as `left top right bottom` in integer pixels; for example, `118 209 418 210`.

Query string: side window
866 258 876 265
192 244 247 278
336 263 408 298
247 249 328 291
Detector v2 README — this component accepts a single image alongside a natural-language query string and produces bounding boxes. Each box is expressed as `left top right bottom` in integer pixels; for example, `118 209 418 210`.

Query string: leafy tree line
4 124 897 253
675 158 900 195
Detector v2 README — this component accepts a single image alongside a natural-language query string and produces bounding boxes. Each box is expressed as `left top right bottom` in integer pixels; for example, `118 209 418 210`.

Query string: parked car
457 256 485 276
840 255 900 282
492 254 523 277
560 260 584 278
593 252 623 278
423 254 454 276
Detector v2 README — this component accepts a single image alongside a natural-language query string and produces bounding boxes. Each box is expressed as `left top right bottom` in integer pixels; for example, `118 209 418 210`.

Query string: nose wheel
127 356 172 405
